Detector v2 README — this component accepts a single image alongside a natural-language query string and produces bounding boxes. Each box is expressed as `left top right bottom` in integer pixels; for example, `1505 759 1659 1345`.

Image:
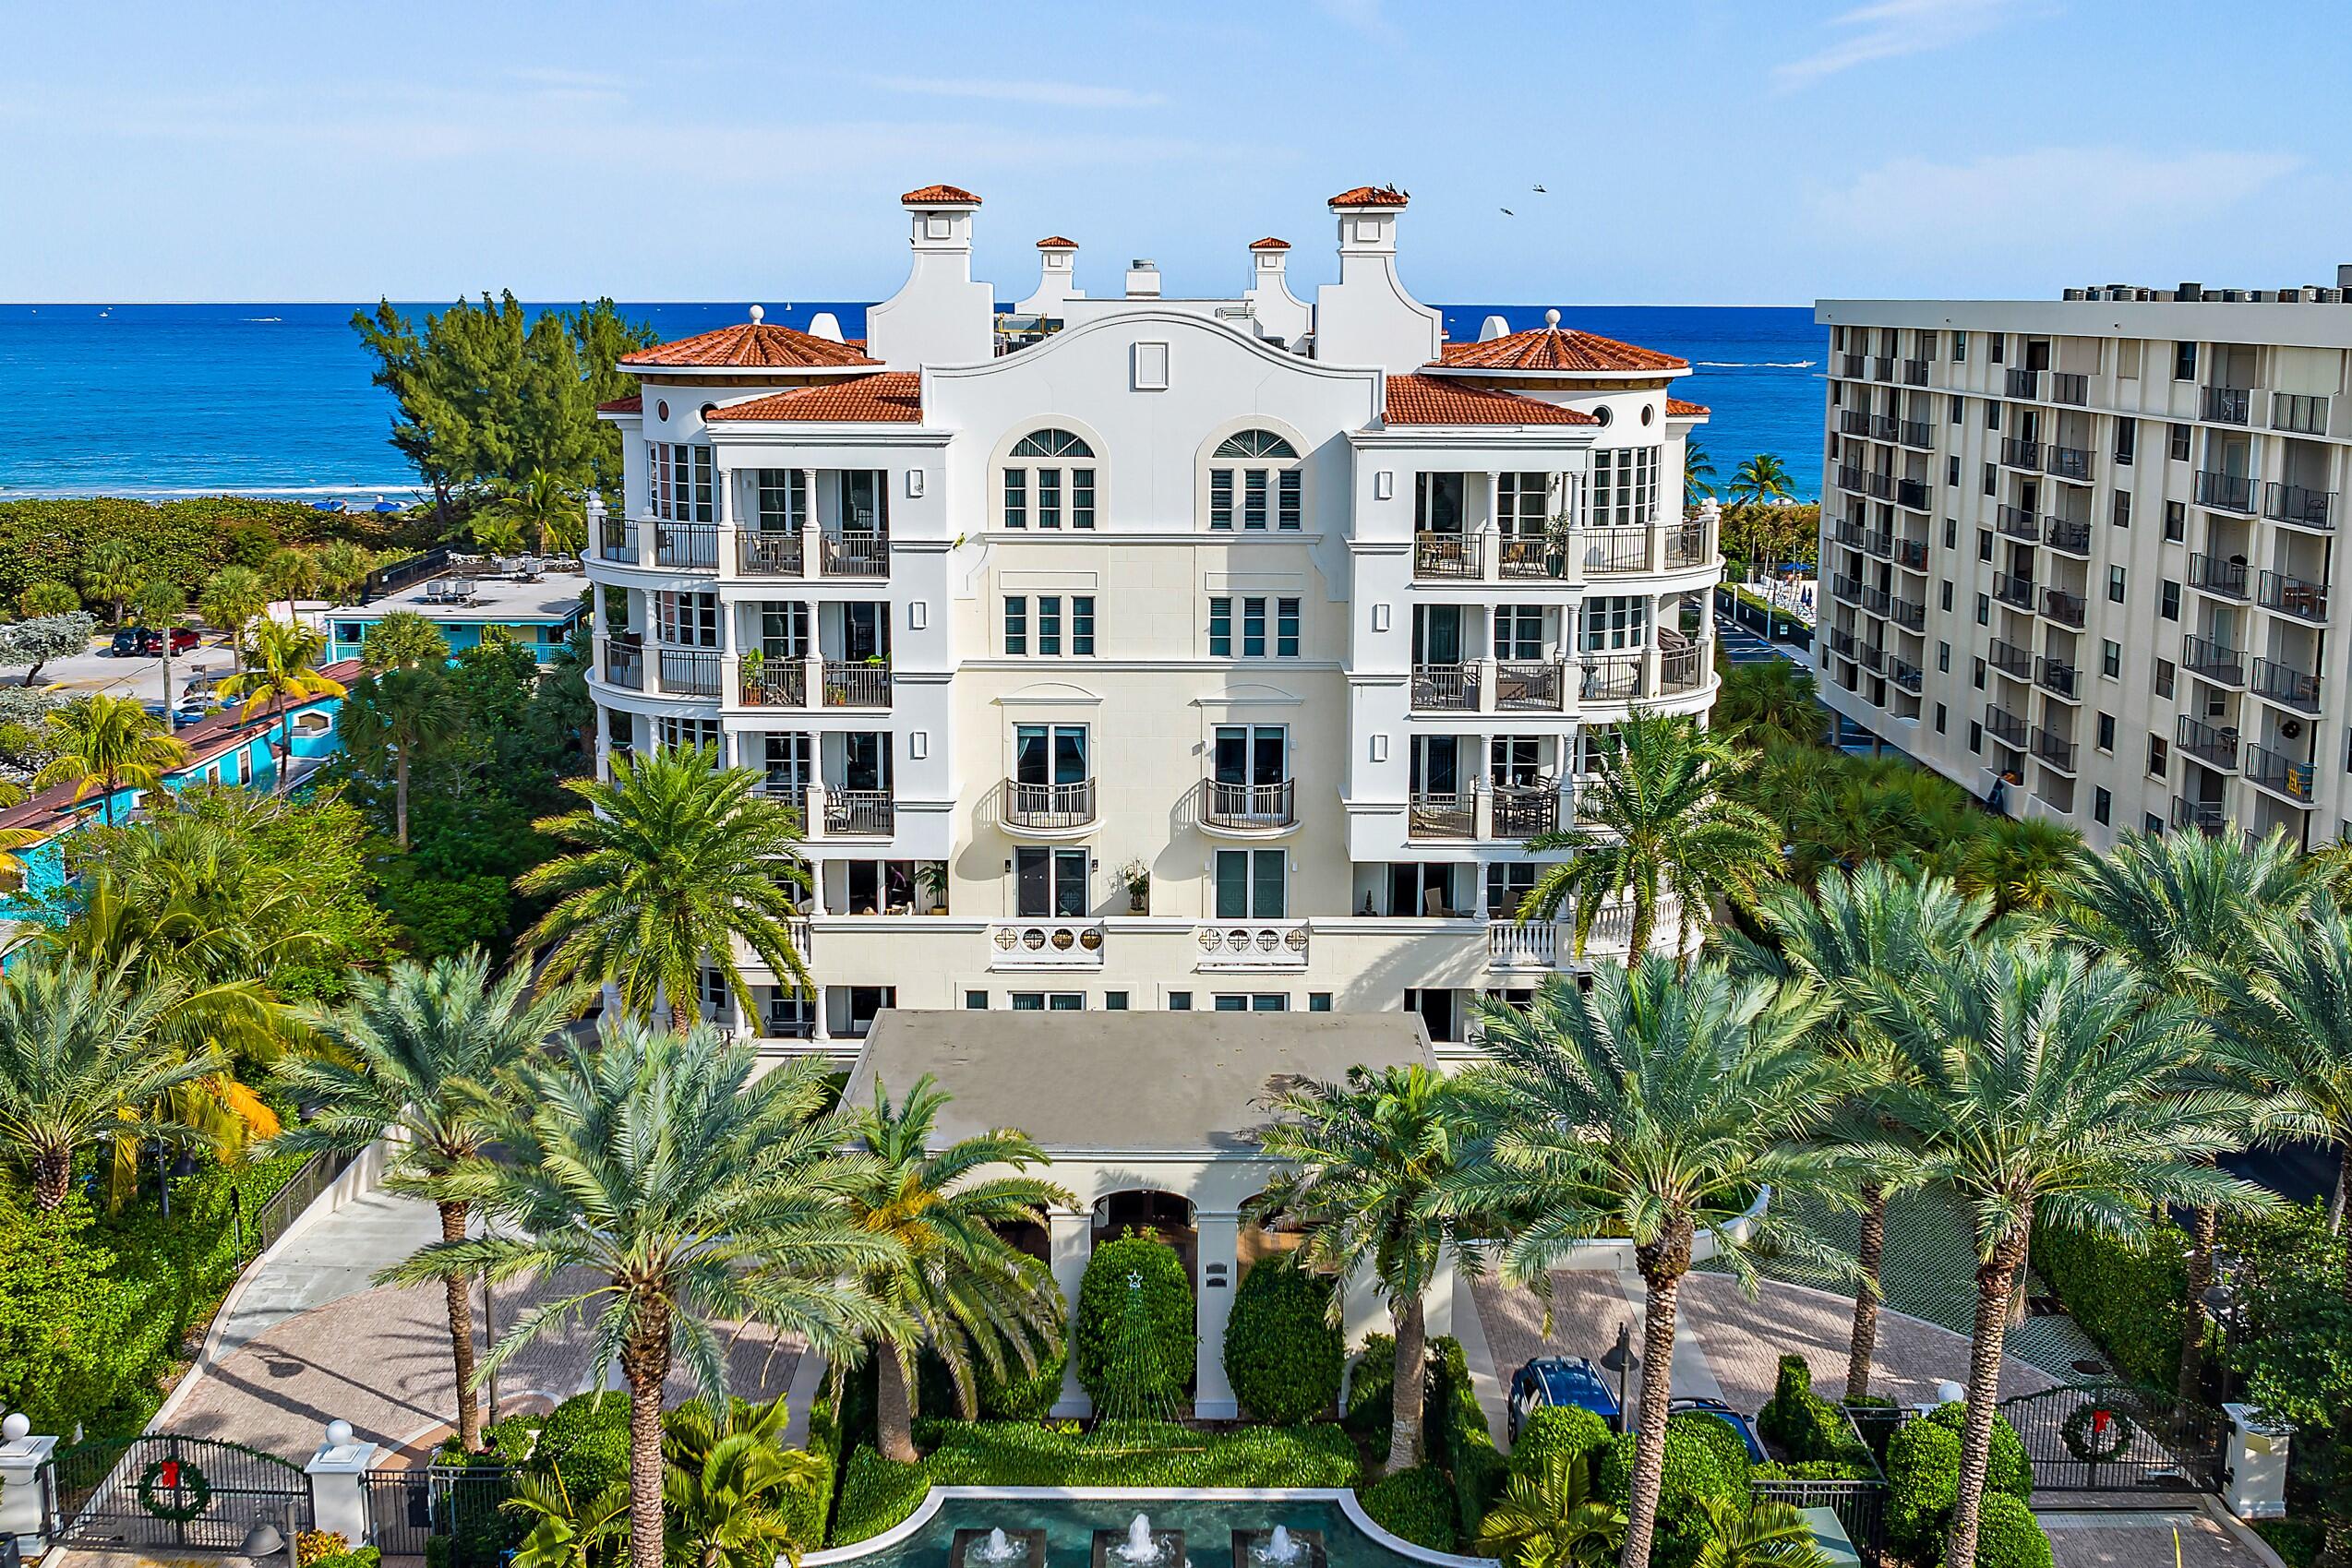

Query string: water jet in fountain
1121 1515 1161 1564
1261 1528 1299 1565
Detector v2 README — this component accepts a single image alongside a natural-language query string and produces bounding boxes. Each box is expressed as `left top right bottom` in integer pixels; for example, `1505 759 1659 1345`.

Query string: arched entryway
1092 1188 1197 1291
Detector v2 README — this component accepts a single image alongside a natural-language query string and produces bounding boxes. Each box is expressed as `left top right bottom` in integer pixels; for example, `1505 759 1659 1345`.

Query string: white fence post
2221 1402 2290 1520
306 1420 378 1545
0 1415 58 1557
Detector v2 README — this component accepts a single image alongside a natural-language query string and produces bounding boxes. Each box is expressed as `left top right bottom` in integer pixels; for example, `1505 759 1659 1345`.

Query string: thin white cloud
1806 147 2299 256
1315 0 1405 47
1773 0 2018 89
865 75 1166 110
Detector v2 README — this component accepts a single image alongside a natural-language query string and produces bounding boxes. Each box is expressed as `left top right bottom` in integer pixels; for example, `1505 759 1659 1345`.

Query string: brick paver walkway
2038 1505 2285 1568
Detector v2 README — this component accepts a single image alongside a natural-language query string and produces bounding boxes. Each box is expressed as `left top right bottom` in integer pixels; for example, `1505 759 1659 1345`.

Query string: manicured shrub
2031 1222 2188 1390
1223 1253 1343 1424
1358 1465 1460 1552
979 1348 1067 1420
1887 1418 1962 1559
1594 1421 1742 1568
1754 1458 1878 1481
530 1391 630 1502
1075 1229 1194 1407
914 1417 1357 1489
1924 1400 2034 1499
832 1445 930 1545
777 1392 841 1548
1345 1333 1398 1436
1672 1411 1755 1490
1974 1492 2054 1568
1758 1353 1873 1466
1511 1405 1614 1478
308 1551 382 1568
1427 1337 1506 1533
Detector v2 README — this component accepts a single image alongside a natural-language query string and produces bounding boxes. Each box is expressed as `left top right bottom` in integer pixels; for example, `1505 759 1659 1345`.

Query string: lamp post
237 1503 300 1568
1598 1322 1638 1432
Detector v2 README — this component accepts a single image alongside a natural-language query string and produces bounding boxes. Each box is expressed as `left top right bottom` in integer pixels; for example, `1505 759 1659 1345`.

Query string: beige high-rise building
1815 277 2352 849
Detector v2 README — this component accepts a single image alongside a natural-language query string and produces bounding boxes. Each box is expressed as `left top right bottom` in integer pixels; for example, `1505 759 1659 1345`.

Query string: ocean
0 301 1825 501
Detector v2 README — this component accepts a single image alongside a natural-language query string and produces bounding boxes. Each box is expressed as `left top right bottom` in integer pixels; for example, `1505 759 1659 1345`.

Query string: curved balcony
1002 776 1098 835
654 521 720 570
654 647 723 699
602 638 644 690
1199 778 1298 836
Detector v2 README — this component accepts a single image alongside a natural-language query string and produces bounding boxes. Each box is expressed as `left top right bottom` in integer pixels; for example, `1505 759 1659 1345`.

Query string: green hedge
1754 1458 1878 1481
1075 1229 1194 1408
1358 1465 1459 1552
1222 1253 1342 1424
1976 1492 2054 1568
1427 1336 1507 1534
1511 1406 1613 1479
530 1391 630 1502
0 497 426 604
1923 1402 2034 1500
1345 1332 1397 1436
830 1419 1360 1545
1888 1405 2040 1565
1757 1353 1873 1467
2030 1221 2189 1389
783 1383 844 1548
1594 1418 1747 1568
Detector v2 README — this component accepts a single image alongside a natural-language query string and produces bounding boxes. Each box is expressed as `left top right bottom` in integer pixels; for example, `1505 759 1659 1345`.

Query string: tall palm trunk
1384 1290 1428 1477
32 1148 71 1212
2176 1204 2217 1409
1843 1182 1887 1402
2005 1217 2033 1327
1626 888 1655 966
439 1199 482 1450
395 747 412 849
876 1347 920 1464
161 640 175 734
619 1298 672 1568
1623 1218 1693 1568
1946 1232 2029 1568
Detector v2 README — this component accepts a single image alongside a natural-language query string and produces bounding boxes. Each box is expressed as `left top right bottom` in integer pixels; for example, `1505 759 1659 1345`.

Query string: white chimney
1244 238 1310 345
1016 236 1084 316
866 184 994 367
1314 186 1442 371
1125 258 1162 299
1479 314 1511 341
807 311 845 342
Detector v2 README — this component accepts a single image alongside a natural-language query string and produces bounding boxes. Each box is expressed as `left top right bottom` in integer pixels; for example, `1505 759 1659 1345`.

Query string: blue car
1507 1356 1620 1442
1669 1396 1769 1463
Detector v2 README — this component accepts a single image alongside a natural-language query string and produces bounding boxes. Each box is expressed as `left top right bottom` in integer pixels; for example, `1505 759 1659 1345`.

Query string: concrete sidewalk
209 1186 442 1359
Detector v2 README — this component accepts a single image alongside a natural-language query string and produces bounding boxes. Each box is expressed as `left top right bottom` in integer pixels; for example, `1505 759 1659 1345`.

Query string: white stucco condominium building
586 183 1719 1051
1816 276 2352 852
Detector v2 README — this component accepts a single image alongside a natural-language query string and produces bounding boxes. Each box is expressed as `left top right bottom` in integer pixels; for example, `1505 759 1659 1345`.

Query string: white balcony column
1642 595 1665 697
810 987 834 1044
1480 471 1505 582
806 783 831 845
1699 585 1718 641
1050 1208 1094 1417
1475 730 1496 839
800 468 822 579
1193 1211 1242 1418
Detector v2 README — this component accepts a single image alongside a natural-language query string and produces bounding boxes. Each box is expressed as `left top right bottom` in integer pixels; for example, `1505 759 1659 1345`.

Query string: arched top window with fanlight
1208 428 1302 531
1002 428 1096 530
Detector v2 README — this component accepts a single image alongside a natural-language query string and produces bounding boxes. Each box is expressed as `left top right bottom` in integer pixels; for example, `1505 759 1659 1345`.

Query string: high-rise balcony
655 521 720 570
2273 392 2329 436
1497 537 1566 580
1835 463 1866 494
603 638 643 690
1002 776 1098 832
1413 532 1483 580
1862 584 1891 617
2043 516 2092 556
1857 641 1884 673
1200 777 1297 832
1993 572 2036 611
1889 597 1926 631
2244 744 2314 805
2201 385 2253 425
1894 538 1928 570
1866 471 1897 501
821 530 890 577
1900 420 1933 449
2032 726 2078 772
1834 518 1868 549
821 787 897 837
1864 529 1894 559
2196 471 2257 514
1868 413 1899 441
2051 372 2088 406
2263 482 2335 531
2041 588 2086 628
2035 655 2079 700
1988 638 2034 679
2006 367 2042 399
821 659 894 708
1490 784 1565 839
2250 656 2322 714
1985 704 2030 749
1997 504 2039 542
1840 409 1874 437
598 517 638 563
1902 359 1930 387
1890 658 1924 693
737 653 808 707
2181 633 2246 687
1408 790 1477 840
1871 354 1895 380
2045 445 2093 483
736 529 805 576
1830 572 1863 603
655 647 723 698
2176 714 2239 770
1495 659 1567 712
2172 795 2226 836
1410 662 1481 712
1580 651 1647 702
2188 553 2250 599
2000 437 2044 471
1896 478 1930 510
1840 353 1866 378
2257 569 2328 622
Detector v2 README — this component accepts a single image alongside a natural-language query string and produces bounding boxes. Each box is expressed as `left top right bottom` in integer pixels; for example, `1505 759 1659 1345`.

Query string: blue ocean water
0 301 1824 501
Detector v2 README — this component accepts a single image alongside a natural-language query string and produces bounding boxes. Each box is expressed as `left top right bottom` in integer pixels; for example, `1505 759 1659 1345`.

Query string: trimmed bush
1358 1465 1460 1552
777 1386 844 1548
2031 1222 2188 1391
1075 1229 1194 1407
1888 1418 1962 1559
1223 1253 1343 1424
833 1445 931 1545
1673 1411 1755 1491
978 1348 1067 1420
1345 1333 1398 1436
1754 1458 1878 1481
1511 1406 1614 1479
1758 1353 1872 1466
1594 1421 1743 1568
530 1391 630 1502
1924 1401 2034 1499
1974 1492 2054 1568
1427 1337 1506 1533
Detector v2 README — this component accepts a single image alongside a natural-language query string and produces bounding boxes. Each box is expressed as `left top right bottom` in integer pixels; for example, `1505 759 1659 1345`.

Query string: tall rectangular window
1038 595 1062 656
1003 596 1027 655
1243 469 1268 530
1213 848 1286 918
1242 596 1267 657
1072 469 1095 530
1278 470 1302 530
1003 470 1026 529
1072 595 1096 655
1209 471 1234 530
1038 469 1062 530
1590 447 1662 527
1276 597 1301 658
1208 597 1232 656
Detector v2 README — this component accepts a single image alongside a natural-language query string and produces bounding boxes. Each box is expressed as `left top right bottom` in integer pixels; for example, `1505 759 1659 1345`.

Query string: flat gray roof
844 1009 1434 1153
323 568 590 625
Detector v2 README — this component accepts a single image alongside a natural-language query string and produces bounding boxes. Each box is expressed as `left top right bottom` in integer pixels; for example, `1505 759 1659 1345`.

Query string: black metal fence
42 1435 313 1551
1753 1478 1888 1566
1997 1382 2226 1491
361 1465 516 1565
237 1147 354 1261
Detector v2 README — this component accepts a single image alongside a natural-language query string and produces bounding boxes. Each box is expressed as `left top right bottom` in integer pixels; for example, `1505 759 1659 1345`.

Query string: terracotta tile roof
1434 323 1687 373
1249 237 1291 251
595 394 642 414
1666 397 1710 417
902 183 980 205
1036 235 1078 248
705 372 922 424
619 321 880 370
1329 185 1409 209
1384 375 1597 426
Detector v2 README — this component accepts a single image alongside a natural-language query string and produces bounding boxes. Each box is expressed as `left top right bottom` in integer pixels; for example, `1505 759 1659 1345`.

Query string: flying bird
1532 184 1547 193
1500 207 1515 217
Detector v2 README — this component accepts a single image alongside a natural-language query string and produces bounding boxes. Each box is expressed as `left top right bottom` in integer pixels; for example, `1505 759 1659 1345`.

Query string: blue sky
5 0 2348 305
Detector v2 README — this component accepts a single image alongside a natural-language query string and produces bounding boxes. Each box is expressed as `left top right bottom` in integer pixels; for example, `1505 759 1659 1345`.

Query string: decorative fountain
953 1525 1046 1568
1231 1523 1326 1568
1093 1512 1185 1568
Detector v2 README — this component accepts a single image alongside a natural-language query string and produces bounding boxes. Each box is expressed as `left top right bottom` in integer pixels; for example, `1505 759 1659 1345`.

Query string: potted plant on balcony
916 861 949 916
1118 859 1150 915
739 648 765 703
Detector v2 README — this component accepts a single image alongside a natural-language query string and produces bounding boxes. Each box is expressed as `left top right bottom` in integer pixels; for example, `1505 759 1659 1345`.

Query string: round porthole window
656 400 670 421
1593 405 1614 427
1641 403 1655 425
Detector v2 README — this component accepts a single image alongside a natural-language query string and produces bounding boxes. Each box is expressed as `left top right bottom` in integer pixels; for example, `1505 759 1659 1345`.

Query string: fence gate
42 1434 314 1551
1997 1382 2226 1492
360 1465 514 1565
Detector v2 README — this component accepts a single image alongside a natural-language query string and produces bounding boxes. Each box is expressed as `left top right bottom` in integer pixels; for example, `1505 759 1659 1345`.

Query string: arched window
1003 428 1096 530
1208 429 1302 531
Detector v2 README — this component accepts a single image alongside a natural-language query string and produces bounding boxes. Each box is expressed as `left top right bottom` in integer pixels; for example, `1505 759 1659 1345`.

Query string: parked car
1668 1395 1769 1463
1508 1355 1620 1441
112 625 199 657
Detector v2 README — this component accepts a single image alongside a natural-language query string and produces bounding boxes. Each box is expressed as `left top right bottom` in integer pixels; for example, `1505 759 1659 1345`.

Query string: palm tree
342 665 463 847
263 547 317 618
0 826 43 892
1521 709 1782 964
1947 816 2082 916
1254 1062 1478 1476
1683 441 1717 509
1475 1451 1625 1568
1859 937 2269 1568
2053 826 2312 1383
314 541 373 604
1458 958 1856 1568
662 1394 827 1568
1726 453 1796 514
35 693 190 824
1711 659 1826 753
384 1021 894 1568
359 608 451 672
1750 865 2000 1402
1690 1498 1830 1568
520 748 814 1032
470 511 528 556
218 617 346 794
845 1074 1073 1462
131 580 190 732
272 952 590 1449
79 539 145 626
18 581 79 618
198 565 268 678
487 469 585 557
0 954 219 1210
